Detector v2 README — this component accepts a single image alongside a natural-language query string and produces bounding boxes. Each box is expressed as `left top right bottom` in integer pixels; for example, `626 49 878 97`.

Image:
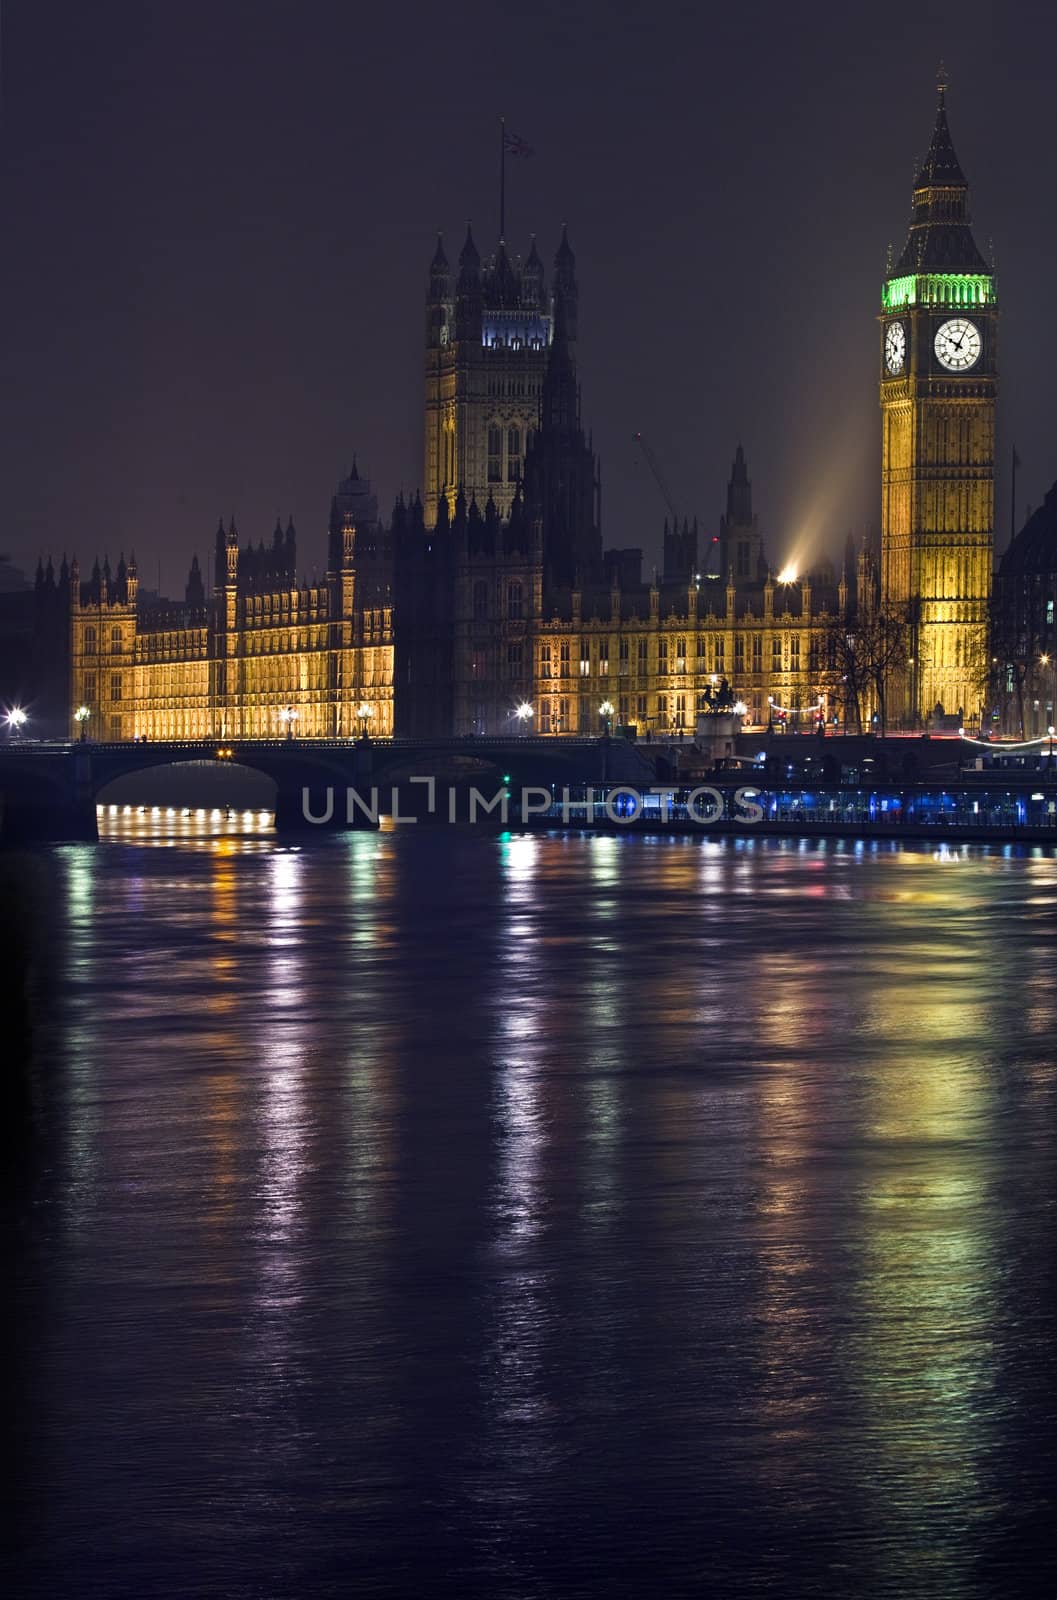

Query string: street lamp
278 705 299 740
356 701 372 739
1041 655 1056 743
514 701 533 733
74 705 91 742
5 707 27 740
599 698 614 734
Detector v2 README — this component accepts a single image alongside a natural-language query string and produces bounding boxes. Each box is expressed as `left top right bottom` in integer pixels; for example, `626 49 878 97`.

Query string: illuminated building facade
424 227 574 524
67 466 394 742
879 75 997 725
397 223 879 738
45 97 1021 745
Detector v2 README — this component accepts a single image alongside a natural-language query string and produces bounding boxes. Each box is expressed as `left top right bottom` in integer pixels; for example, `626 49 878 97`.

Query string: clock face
934 317 981 371
884 321 906 375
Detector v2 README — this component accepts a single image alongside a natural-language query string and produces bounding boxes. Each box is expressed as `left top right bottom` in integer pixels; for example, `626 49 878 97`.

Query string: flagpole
499 116 506 241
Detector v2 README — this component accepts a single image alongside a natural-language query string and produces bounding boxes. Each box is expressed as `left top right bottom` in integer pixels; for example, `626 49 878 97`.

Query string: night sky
2 1 1055 592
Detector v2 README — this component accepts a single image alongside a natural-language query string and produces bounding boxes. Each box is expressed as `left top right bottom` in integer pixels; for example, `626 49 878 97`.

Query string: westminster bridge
0 735 673 842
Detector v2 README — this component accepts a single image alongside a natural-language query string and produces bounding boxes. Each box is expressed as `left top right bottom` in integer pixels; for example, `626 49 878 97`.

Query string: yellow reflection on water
97 805 275 850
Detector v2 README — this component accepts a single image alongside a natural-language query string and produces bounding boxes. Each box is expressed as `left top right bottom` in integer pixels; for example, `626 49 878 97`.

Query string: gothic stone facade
68 468 394 742
879 79 996 725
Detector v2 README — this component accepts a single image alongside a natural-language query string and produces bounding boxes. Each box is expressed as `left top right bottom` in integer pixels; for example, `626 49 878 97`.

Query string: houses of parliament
24 81 1014 743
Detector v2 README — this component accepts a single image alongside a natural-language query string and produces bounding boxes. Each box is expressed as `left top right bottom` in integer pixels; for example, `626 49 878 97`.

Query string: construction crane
632 432 679 526
633 431 721 579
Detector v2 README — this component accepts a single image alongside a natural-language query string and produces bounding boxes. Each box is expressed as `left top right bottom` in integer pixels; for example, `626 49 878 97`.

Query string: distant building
992 484 1057 735
64 473 393 742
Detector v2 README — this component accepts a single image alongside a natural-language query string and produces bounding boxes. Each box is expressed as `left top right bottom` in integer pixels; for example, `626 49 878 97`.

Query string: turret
182 554 201 608
226 518 239 585
490 240 519 309
427 233 452 351
521 235 544 311
552 224 578 344
455 224 482 343
719 444 762 581
539 285 579 434
213 518 226 591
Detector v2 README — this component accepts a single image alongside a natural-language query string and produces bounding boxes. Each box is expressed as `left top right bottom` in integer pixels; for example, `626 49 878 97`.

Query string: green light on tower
882 273 994 312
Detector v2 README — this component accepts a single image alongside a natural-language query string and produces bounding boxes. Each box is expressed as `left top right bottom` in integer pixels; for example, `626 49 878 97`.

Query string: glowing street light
5 707 28 740
356 701 372 738
599 699 615 733
278 705 299 740
74 705 91 742
1042 655 1057 748
514 702 533 732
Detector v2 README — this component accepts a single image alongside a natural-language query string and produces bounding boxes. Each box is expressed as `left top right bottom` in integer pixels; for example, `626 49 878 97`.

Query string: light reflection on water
98 803 276 848
9 825 1057 1598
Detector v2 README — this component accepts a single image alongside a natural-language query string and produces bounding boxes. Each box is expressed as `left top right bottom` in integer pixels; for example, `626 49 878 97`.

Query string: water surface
7 820 1057 1597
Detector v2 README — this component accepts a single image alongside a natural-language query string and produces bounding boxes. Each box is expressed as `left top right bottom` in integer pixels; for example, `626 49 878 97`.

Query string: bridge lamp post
1041 656 1056 753
514 701 533 735
356 702 372 740
599 699 615 735
5 707 28 741
74 705 91 742
278 705 299 741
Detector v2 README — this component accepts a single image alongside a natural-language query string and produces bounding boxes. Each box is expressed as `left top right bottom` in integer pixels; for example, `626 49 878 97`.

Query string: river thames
6 817 1057 1598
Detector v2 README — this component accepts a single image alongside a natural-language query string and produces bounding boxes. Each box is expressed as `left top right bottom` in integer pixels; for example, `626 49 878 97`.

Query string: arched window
111 626 123 652
506 581 522 621
487 425 502 483
473 580 489 621
507 426 522 482
84 626 97 654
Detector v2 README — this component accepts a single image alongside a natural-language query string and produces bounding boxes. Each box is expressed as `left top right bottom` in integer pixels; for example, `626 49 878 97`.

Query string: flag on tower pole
499 118 534 241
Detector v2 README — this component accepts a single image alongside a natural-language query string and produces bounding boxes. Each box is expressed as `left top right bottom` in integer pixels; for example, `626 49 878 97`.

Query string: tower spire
894 74 986 273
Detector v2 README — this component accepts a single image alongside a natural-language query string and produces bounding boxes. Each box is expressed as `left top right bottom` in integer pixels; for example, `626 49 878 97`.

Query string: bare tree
818 603 915 734
867 603 915 735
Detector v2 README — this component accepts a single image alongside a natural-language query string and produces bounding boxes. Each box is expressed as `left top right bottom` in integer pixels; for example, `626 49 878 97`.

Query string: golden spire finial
936 60 949 100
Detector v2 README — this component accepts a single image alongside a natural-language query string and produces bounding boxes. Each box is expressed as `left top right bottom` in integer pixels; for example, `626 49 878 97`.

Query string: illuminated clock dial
884 321 906 374
934 317 981 371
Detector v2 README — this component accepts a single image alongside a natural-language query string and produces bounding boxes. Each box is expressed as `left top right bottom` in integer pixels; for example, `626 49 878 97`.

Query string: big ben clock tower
880 70 996 726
